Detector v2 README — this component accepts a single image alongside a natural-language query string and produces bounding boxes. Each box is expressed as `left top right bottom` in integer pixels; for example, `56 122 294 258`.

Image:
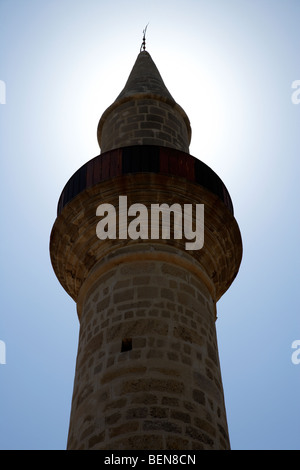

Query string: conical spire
97 51 191 153
115 51 175 103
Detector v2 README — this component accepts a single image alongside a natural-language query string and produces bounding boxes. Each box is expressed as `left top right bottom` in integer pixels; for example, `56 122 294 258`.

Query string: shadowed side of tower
50 50 242 450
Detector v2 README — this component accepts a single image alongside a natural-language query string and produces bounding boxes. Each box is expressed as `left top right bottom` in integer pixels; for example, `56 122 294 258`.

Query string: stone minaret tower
50 47 242 450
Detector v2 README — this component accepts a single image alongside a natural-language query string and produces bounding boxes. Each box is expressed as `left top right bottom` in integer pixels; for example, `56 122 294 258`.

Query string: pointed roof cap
115 51 175 103
97 50 191 151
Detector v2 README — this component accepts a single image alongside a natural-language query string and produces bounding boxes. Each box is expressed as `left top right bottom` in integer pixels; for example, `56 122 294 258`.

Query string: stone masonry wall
67 255 230 450
99 98 190 154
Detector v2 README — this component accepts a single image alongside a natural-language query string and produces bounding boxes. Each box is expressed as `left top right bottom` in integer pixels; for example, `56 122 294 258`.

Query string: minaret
50 45 242 450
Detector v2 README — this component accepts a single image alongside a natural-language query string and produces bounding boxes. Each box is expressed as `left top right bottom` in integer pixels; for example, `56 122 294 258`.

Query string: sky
0 0 299 450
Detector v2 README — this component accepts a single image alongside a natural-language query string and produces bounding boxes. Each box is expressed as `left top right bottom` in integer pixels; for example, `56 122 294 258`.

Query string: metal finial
140 23 149 52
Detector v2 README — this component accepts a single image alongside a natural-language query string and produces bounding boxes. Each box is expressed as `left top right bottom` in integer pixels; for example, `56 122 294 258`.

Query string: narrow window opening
121 338 132 352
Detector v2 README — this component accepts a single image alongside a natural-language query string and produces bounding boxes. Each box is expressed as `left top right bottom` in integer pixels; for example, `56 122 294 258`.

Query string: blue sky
0 0 299 450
